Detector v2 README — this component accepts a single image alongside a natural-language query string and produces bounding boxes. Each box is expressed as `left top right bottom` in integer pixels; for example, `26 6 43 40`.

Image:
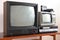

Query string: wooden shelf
0 32 59 40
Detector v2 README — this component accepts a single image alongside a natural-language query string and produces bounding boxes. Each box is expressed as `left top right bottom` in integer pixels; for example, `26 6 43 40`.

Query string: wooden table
0 32 59 40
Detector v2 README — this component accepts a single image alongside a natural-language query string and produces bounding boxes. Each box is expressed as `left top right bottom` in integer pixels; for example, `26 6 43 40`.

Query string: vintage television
38 12 58 33
38 12 53 26
38 12 57 26
4 1 38 37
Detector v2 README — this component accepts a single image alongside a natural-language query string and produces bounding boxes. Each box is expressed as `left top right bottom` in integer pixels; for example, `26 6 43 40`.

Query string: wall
0 0 3 32
0 0 7 32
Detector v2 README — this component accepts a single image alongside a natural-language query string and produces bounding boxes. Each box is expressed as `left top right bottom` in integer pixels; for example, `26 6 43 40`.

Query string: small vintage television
4 1 38 36
38 12 56 26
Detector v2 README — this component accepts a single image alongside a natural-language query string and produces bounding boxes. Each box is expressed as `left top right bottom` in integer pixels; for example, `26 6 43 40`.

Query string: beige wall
0 0 60 40
0 0 7 32
0 0 3 32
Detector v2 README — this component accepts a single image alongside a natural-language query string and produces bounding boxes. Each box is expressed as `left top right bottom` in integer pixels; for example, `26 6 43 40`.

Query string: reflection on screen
10 6 35 26
42 14 51 23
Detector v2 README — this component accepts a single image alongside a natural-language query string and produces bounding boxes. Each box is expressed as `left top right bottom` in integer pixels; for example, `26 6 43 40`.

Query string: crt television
38 12 56 26
4 1 38 36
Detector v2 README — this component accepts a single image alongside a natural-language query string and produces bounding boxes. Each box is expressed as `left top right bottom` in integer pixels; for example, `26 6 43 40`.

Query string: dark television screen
10 5 35 27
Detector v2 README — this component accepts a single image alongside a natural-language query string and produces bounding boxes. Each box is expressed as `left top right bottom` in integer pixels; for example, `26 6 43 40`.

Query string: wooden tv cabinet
0 32 59 40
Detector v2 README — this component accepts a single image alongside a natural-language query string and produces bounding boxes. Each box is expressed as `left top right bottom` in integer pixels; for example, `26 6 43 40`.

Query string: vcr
39 25 58 33
7 26 38 36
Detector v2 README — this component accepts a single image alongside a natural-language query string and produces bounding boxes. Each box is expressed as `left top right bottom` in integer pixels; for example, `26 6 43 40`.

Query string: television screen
42 14 51 23
10 5 35 26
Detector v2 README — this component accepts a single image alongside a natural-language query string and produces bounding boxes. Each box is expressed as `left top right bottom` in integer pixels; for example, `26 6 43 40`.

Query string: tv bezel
5 1 38 28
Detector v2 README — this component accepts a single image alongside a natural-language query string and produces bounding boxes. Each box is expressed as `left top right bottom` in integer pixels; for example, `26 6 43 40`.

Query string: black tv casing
4 1 38 37
7 27 38 36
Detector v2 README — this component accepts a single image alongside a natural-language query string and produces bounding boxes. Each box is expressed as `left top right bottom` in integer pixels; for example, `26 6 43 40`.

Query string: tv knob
33 29 37 33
